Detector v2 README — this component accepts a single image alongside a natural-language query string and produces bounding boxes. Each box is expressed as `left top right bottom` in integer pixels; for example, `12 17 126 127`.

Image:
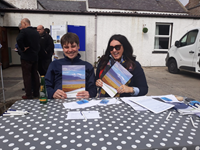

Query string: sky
178 0 189 6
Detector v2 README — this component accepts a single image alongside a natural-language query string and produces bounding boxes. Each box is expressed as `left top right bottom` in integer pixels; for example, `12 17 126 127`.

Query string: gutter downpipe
94 12 97 68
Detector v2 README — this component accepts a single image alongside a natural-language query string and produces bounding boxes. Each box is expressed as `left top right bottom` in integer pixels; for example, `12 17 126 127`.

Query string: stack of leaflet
128 97 174 114
2 109 29 116
175 106 200 115
175 100 200 116
152 95 200 116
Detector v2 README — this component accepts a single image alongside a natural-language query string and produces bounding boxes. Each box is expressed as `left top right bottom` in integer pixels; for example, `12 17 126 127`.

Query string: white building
1 0 200 68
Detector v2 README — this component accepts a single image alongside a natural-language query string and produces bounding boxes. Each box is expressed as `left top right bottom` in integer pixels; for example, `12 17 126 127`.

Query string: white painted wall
96 16 200 66
2 12 200 66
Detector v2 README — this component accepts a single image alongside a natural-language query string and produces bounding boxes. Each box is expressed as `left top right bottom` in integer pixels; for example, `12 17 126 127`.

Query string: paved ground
0 65 200 114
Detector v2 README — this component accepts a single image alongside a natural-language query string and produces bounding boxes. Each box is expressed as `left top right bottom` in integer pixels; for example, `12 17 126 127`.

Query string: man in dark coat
37 25 54 76
16 18 40 99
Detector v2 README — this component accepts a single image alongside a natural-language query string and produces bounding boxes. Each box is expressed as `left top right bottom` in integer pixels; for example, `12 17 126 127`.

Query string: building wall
2 12 200 66
188 6 200 15
187 0 200 8
96 15 200 66
4 0 37 9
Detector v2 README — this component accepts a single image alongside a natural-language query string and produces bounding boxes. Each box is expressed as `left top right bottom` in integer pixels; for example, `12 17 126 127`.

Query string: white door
177 29 198 68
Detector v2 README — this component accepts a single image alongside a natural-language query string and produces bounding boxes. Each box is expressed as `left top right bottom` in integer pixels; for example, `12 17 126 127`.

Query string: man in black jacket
37 25 54 76
17 18 40 99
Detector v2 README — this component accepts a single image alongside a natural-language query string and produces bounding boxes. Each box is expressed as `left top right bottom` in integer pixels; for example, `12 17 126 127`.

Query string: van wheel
168 59 179 74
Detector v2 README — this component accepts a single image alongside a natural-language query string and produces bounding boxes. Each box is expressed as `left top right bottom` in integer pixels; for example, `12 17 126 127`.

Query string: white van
166 28 200 74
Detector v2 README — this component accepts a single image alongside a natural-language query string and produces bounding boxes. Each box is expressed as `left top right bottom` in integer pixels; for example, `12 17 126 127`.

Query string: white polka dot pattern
0 99 200 150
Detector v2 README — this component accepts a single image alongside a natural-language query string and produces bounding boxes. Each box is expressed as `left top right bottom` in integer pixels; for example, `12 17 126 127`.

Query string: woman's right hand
53 89 67 99
96 79 103 87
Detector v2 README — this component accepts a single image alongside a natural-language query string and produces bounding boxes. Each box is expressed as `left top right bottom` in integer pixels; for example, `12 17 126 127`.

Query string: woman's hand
96 79 103 87
53 89 67 99
76 91 90 99
117 85 134 94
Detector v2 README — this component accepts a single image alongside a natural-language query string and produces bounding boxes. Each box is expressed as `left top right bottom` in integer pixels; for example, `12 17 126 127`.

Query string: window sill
152 51 168 54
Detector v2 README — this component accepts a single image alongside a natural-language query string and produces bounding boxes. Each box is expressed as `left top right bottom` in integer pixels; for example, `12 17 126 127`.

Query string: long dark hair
99 34 136 70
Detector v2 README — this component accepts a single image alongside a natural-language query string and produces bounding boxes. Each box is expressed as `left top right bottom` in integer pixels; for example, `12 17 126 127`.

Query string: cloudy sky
178 0 189 6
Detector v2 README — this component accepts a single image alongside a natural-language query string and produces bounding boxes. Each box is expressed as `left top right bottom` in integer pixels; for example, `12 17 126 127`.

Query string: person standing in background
15 23 26 91
16 18 40 99
37 25 54 76
44 28 50 35
14 23 23 55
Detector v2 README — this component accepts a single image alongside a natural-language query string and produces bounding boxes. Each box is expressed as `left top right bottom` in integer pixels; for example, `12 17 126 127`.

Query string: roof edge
1 0 16 8
1 8 200 19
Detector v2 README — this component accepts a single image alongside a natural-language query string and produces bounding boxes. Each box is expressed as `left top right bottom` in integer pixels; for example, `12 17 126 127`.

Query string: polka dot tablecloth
0 98 200 150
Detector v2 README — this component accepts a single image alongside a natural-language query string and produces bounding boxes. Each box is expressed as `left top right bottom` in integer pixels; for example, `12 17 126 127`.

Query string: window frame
153 23 172 53
179 29 198 47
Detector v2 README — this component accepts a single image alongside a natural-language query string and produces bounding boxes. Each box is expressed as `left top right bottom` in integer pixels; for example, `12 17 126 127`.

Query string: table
0 98 200 150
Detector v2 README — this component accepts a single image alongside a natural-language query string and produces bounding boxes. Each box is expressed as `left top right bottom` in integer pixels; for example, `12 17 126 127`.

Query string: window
154 23 172 52
180 29 198 47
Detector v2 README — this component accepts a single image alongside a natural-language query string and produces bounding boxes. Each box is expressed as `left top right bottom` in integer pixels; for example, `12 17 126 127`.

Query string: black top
17 26 40 61
38 32 54 60
96 60 148 97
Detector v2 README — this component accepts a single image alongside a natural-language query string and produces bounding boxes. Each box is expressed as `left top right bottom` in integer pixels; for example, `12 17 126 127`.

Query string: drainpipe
94 12 97 67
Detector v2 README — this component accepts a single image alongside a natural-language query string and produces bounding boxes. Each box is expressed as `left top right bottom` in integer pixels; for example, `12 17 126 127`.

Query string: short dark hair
61 32 79 48
44 28 50 34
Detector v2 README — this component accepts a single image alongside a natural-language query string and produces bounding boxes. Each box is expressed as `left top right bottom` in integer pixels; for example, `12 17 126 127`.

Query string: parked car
166 28 200 74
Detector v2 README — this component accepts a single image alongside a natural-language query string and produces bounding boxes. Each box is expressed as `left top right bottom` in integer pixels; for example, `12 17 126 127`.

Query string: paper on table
121 96 147 111
97 98 122 106
151 94 181 103
102 82 117 97
130 97 174 114
63 100 99 109
176 106 200 115
67 111 101 120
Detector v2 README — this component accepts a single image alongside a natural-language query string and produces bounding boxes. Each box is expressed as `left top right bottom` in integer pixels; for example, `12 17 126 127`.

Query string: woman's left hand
117 85 134 94
76 91 90 99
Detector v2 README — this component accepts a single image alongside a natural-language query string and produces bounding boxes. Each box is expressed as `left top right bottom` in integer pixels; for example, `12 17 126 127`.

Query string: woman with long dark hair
96 34 148 97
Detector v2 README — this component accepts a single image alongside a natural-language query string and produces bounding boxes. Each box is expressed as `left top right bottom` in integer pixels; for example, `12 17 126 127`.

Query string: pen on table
3 113 26 116
115 98 119 104
188 104 197 109
8 109 29 113
189 116 197 128
166 111 172 120
80 111 87 121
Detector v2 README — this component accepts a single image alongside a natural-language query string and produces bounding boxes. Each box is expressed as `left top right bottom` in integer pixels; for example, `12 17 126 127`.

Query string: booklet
101 61 133 97
62 65 85 98
130 97 174 114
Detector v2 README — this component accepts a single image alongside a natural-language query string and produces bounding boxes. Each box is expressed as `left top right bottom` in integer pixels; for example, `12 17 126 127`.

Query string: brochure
130 97 174 114
102 61 133 97
62 65 85 98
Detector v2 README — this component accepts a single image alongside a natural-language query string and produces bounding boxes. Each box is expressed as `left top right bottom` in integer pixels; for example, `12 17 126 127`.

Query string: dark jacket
96 60 148 97
45 53 97 99
16 26 40 61
38 32 54 60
